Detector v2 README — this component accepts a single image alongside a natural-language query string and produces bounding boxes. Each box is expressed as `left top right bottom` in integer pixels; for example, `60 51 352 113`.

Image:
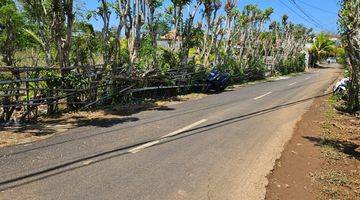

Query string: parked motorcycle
205 68 230 92
333 77 349 97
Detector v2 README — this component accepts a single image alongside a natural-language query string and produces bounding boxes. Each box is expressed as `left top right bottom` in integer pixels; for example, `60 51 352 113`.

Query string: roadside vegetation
309 33 336 66
309 2 360 196
338 0 360 113
0 0 312 124
310 96 359 200
267 1 359 198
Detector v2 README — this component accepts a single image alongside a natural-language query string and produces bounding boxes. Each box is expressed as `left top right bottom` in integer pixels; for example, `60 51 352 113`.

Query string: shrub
276 53 306 75
136 36 156 71
218 57 245 83
158 48 179 74
244 58 266 81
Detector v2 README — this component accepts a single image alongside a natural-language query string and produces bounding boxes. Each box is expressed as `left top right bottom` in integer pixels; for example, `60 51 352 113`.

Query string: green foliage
182 25 204 49
244 58 266 81
71 22 100 65
276 53 306 75
0 72 12 93
333 47 346 65
0 0 319 121
158 48 179 73
43 71 62 89
218 57 245 83
0 0 26 65
295 53 306 72
137 36 157 71
64 73 89 90
117 39 130 65
310 33 336 62
338 0 359 112
153 13 172 37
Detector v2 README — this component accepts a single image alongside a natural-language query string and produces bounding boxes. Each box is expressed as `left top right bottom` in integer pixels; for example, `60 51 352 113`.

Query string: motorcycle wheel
204 84 212 93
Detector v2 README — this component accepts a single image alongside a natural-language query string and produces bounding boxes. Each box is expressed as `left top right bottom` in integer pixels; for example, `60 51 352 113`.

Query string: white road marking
288 82 297 86
128 119 208 153
272 76 290 81
253 92 272 100
128 140 161 154
83 160 93 165
305 77 310 80
160 119 208 139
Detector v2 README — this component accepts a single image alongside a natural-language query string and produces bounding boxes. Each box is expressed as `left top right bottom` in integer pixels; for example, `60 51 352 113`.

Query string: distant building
329 36 341 45
157 29 182 50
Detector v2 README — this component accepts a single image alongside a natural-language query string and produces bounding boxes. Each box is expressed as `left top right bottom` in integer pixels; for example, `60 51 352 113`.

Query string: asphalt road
0 65 341 200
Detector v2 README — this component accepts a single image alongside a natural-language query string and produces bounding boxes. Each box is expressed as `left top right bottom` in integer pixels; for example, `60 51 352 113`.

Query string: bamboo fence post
26 70 30 121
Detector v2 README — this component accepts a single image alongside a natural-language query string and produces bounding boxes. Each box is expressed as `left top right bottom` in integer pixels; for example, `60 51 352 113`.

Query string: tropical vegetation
0 0 313 122
338 0 359 112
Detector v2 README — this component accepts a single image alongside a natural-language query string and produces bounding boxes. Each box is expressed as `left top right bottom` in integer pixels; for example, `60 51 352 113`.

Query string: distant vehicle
205 68 230 92
327 57 337 64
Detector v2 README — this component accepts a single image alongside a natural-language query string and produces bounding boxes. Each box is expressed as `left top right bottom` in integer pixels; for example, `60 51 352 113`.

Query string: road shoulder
265 94 360 199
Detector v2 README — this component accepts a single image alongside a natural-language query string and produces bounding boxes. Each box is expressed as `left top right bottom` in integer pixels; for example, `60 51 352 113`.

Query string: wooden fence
0 65 206 123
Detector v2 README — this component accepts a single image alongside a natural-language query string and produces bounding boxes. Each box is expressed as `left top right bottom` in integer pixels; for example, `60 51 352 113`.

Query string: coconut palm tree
310 32 335 65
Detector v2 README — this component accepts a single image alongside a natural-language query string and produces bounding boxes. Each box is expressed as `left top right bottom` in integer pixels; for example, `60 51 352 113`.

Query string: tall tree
224 0 238 56
339 0 360 112
0 0 25 67
201 0 222 67
20 0 74 71
0 0 26 122
179 0 201 65
98 0 112 66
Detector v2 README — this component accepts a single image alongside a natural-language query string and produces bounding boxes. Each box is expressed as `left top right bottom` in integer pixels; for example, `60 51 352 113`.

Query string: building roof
160 29 182 40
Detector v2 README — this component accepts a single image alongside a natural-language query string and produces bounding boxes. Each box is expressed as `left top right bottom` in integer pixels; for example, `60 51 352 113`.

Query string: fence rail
0 64 207 122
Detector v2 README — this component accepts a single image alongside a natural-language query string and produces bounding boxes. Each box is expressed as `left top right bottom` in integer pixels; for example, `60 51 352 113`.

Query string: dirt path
266 94 360 199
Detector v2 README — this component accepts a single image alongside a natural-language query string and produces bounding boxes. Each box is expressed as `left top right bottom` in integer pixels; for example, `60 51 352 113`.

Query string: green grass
312 170 350 186
321 145 342 161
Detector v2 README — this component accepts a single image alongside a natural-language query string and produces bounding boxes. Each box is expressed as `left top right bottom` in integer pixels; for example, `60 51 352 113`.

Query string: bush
276 53 306 75
294 53 306 72
136 36 156 71
218 57 245 83
244 58 266 81
158 48 179 73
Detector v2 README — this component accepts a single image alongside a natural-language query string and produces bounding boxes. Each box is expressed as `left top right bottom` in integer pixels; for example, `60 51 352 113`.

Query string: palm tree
310 32 335 65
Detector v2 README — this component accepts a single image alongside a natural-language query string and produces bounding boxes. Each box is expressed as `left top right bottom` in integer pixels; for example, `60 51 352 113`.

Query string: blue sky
81 0 340 33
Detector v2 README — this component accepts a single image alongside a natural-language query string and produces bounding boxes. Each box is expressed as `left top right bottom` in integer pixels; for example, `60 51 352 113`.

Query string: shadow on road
0 76 336 159
0 100 176 137
0 92 332 191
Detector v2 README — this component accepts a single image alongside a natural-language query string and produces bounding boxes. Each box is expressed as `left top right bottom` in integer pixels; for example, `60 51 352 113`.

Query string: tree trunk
345 34 360 112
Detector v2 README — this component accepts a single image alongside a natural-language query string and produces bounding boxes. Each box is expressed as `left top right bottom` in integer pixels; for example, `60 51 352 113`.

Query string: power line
295 0 338 15
287 0 332 31
287 0 324 28
278 0 321 28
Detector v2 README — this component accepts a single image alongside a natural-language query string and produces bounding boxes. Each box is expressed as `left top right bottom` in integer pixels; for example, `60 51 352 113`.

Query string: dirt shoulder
266 94 360 199
0 93 207 148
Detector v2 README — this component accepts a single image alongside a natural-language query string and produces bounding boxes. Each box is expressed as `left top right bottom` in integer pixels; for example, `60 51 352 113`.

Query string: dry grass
312 97 360 200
